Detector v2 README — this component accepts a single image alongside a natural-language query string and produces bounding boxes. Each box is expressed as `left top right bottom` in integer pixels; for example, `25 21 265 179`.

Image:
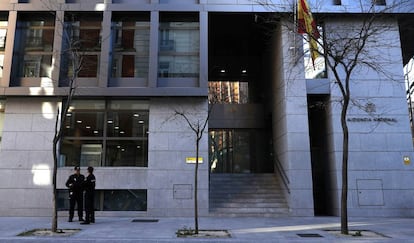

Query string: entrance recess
209 129 273 173
307 95 334 216
208 13 274 174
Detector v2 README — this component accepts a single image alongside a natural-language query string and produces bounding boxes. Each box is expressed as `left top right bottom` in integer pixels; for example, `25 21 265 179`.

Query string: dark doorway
307 95 334 216
208 13 274 174
209 129 273 173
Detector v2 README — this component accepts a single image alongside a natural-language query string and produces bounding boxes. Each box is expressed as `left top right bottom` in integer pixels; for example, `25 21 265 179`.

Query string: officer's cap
74 166 80 171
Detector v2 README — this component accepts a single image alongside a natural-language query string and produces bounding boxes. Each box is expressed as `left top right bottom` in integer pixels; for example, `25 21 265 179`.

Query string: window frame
60 100 149 168
110 12 150 80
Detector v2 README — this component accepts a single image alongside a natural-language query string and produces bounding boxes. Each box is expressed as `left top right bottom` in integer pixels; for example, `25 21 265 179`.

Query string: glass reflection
209 81 248 104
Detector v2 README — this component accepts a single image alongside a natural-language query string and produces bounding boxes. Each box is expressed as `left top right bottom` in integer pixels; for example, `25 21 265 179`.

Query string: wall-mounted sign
186 157 203 164
403 156 411 165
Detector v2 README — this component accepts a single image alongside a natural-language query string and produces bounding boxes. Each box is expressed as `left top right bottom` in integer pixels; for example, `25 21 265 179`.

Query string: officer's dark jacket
65 174 85 194
83 174 96 194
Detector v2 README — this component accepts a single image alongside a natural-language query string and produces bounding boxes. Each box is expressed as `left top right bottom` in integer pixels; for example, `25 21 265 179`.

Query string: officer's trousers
69 194 83 220
84 193 95 223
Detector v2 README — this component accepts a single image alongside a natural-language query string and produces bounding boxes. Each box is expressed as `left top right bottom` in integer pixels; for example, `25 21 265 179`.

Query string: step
210 202 288 208
209 173 289 217
210 207 289 214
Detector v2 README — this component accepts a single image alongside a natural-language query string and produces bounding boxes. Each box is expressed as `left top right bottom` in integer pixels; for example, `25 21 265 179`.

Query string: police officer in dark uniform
81 166 96 224
65 166 85 222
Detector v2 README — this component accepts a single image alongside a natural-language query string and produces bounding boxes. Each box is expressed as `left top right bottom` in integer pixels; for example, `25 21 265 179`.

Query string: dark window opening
57 189 147 211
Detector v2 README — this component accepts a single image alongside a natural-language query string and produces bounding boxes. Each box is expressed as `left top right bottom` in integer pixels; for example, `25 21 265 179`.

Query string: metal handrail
273 153 290 194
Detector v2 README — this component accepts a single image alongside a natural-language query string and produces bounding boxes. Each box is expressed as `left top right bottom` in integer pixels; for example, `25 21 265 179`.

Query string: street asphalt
0 216 413 242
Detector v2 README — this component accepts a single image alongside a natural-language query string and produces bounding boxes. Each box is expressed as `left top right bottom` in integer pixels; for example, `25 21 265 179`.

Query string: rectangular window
303 25 327 79
60 100 149 167
111 13 150 79
0 13 7 79
208 81 249 104
57 189 147 211
60 12 102 81
12 13 55 81
158 12 199 78
209 129 250 173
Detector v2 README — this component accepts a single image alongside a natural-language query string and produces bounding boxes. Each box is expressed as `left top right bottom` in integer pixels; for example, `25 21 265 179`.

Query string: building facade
0 0 413 218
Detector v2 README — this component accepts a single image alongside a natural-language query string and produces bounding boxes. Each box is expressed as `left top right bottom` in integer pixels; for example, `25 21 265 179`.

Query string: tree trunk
340 96 350 235
51 136 59 232
194 138 199 234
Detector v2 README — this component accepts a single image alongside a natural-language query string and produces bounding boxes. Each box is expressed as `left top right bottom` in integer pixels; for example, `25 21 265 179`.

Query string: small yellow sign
186 157 203 164
403 156 411 165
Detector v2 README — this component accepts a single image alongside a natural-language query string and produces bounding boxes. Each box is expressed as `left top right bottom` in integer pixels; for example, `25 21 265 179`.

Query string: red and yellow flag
297 0 320 66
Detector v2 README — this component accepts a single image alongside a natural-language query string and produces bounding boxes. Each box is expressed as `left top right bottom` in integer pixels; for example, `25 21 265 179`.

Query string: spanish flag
297 0 319 66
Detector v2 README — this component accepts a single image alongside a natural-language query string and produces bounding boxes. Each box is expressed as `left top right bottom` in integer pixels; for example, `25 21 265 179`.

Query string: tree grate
131 219 159 223
297 233 323 238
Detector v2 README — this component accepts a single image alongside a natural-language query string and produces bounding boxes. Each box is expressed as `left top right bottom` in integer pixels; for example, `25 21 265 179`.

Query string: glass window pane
209 130 251 173
60 139 103 167
158 13 199 78
111 14 150 78
105 140 148 167
158 56 199 78
69 100 105 110
56 190 70 211
107 111 148 137
59 100 148 168
58 189 147 211
209 81 249 104
121 55 135 77
80 28 101 50
78 55 98 77
64 112 104 137
108 100 149 110
61 13 102 82
103 190 147 211
14 14 55 80
0 28 7 50
304 25 326 79
20 55 52 78
0 55 4 78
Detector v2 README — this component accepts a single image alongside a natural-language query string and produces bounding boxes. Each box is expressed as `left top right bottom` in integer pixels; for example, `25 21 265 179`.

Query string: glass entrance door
209 129 273 173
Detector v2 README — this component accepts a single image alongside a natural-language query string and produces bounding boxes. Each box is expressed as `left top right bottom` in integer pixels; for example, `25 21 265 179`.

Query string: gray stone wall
326 18 414 217
0 97 209 217
0 98 57 216
148 97 209 217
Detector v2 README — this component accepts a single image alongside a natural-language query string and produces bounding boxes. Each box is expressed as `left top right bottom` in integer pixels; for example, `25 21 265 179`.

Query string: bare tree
172 98 211 234
257 0 410 235
49 10 85 232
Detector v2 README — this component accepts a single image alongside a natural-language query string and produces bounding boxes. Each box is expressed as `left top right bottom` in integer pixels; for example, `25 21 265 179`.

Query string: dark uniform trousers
84 173 96 223
69 192 83 220
66 173 85 221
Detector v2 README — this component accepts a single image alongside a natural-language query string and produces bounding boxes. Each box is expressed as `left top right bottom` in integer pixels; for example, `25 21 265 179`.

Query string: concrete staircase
209 173 289 217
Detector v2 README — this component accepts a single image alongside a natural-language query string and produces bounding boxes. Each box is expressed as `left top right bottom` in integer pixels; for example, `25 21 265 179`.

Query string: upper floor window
303 25 327 79
0 13 8 79
209 81 249 104
110 12 150 79
60 100 149 168
158 12 199 78
60 12 102 81
12 13 55 81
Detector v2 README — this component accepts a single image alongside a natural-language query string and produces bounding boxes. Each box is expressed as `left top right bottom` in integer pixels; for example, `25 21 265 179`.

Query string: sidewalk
0 216 413 242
